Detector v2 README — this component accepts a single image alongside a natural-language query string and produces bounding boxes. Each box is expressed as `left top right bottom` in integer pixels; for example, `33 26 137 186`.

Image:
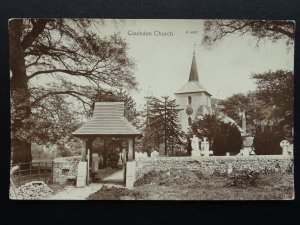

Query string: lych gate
72 102 141 186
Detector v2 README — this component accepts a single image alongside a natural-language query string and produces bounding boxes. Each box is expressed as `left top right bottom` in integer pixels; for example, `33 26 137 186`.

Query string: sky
88 20 294 109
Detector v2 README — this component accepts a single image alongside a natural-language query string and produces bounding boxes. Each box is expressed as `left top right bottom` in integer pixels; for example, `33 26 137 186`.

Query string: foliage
190 114 242 155
251 70 293 138
217 70 293 139
141 96 185 156
202 20 295 48
57 145 72 157
253 125 284 155
31 143 54 159
9 19 137 163
218 92 265 135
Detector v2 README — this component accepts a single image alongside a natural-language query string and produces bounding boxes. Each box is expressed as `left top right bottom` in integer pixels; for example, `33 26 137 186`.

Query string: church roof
73 102 141 137
189 53 199 82
175 81 212 95
175 53 212 95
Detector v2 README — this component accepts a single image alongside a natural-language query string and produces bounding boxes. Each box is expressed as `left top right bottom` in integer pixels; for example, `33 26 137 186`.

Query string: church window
188 117 192 126
188 96 192 105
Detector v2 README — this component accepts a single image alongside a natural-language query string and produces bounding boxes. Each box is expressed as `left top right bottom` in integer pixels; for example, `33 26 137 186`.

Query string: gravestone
135 152 142 159
239 148 250 156
136 152 148 159
240 136 255 156
191 135 200 151
280 140 290 156
288 144 294 156
76 161 87 188
227 163 233 175
118 152 123 166
92 153 99 172
200 138 213 157
151 150 159 158
191 135 201 157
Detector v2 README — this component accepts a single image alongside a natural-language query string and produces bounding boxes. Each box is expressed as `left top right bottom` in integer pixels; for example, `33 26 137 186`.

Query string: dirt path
45 170 124 200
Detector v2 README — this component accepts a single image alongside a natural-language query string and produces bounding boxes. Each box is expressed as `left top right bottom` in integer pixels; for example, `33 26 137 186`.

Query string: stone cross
200 138 213 156
280 140 290 156
118 152 123 165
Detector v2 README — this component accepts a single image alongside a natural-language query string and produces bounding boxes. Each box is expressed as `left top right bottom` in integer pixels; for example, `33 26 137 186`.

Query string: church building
175 53 212 133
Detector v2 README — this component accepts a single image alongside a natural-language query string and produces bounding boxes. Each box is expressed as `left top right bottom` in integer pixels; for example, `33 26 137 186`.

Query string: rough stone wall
52 156 81 184
135 155 294 180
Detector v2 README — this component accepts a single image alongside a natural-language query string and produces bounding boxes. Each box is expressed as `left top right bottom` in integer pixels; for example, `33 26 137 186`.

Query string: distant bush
174 151 189 157
107 147 119 168
31 143 54 159
57 145 72 157
191 115 243 156
253 125 283 155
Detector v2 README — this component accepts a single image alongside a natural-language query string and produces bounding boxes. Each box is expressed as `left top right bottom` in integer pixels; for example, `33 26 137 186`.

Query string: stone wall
135 155 294 180
52 156 81 184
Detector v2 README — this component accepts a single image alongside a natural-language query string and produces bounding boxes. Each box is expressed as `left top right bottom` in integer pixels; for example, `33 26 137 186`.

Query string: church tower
175 52 212 133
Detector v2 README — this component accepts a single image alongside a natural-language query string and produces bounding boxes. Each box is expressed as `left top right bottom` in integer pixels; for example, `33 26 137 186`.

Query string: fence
10 161 53 187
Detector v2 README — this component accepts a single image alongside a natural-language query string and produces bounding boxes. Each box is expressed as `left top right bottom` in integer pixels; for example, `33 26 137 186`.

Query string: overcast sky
92 19 294 109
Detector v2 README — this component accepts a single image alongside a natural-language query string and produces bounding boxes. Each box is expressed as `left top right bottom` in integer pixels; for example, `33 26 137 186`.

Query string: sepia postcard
9 19 294 200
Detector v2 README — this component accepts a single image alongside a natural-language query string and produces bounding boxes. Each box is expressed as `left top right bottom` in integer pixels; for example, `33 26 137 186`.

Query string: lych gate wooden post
122 147 127 184
86 149 90 184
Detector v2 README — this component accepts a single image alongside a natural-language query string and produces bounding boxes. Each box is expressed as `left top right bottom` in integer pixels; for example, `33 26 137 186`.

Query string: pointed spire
188 52 199 82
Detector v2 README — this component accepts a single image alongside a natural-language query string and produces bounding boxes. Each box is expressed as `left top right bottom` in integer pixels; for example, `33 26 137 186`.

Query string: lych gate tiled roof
73 102 141 136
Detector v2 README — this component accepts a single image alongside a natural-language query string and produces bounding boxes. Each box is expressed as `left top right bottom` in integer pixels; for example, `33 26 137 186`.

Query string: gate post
125 161 136 189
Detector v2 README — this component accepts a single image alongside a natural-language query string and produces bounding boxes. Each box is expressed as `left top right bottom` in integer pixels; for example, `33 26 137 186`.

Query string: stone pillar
128 138 134 160
126 161 136 189
242 111 246 135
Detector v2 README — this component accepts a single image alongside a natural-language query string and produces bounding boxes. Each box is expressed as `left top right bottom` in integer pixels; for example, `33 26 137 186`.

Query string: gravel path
44 170 124 200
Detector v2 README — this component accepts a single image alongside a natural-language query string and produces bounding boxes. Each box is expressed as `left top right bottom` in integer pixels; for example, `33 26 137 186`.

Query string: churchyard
88 170 294 200
9 19 294 200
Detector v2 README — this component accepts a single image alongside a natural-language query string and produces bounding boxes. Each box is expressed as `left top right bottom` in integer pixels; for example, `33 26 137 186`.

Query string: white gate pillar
128 138 134 160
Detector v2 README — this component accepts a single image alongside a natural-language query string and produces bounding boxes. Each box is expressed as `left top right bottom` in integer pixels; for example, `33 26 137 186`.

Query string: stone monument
191 135 201 157
280 140 290 156
151 150 159 158
200 137 213 156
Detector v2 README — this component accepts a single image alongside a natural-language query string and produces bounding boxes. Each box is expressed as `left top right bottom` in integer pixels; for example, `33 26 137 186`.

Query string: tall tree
218 92 266 135
9 19 137 164
251 70 294 139
142 96 185 156
202 20 295 48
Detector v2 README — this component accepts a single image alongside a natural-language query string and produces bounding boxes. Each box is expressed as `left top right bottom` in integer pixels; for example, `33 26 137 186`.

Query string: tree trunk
9 19 32 165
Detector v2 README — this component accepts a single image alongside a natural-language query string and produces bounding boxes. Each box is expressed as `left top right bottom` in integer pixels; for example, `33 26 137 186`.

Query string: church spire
188 52 199 82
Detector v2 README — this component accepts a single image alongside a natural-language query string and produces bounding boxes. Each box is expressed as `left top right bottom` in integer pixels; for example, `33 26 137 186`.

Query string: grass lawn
88 171 294 200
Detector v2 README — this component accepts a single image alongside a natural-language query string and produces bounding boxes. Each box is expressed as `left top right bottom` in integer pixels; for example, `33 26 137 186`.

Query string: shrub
253 125 283 155
224 171 259 187
190 115 243 156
